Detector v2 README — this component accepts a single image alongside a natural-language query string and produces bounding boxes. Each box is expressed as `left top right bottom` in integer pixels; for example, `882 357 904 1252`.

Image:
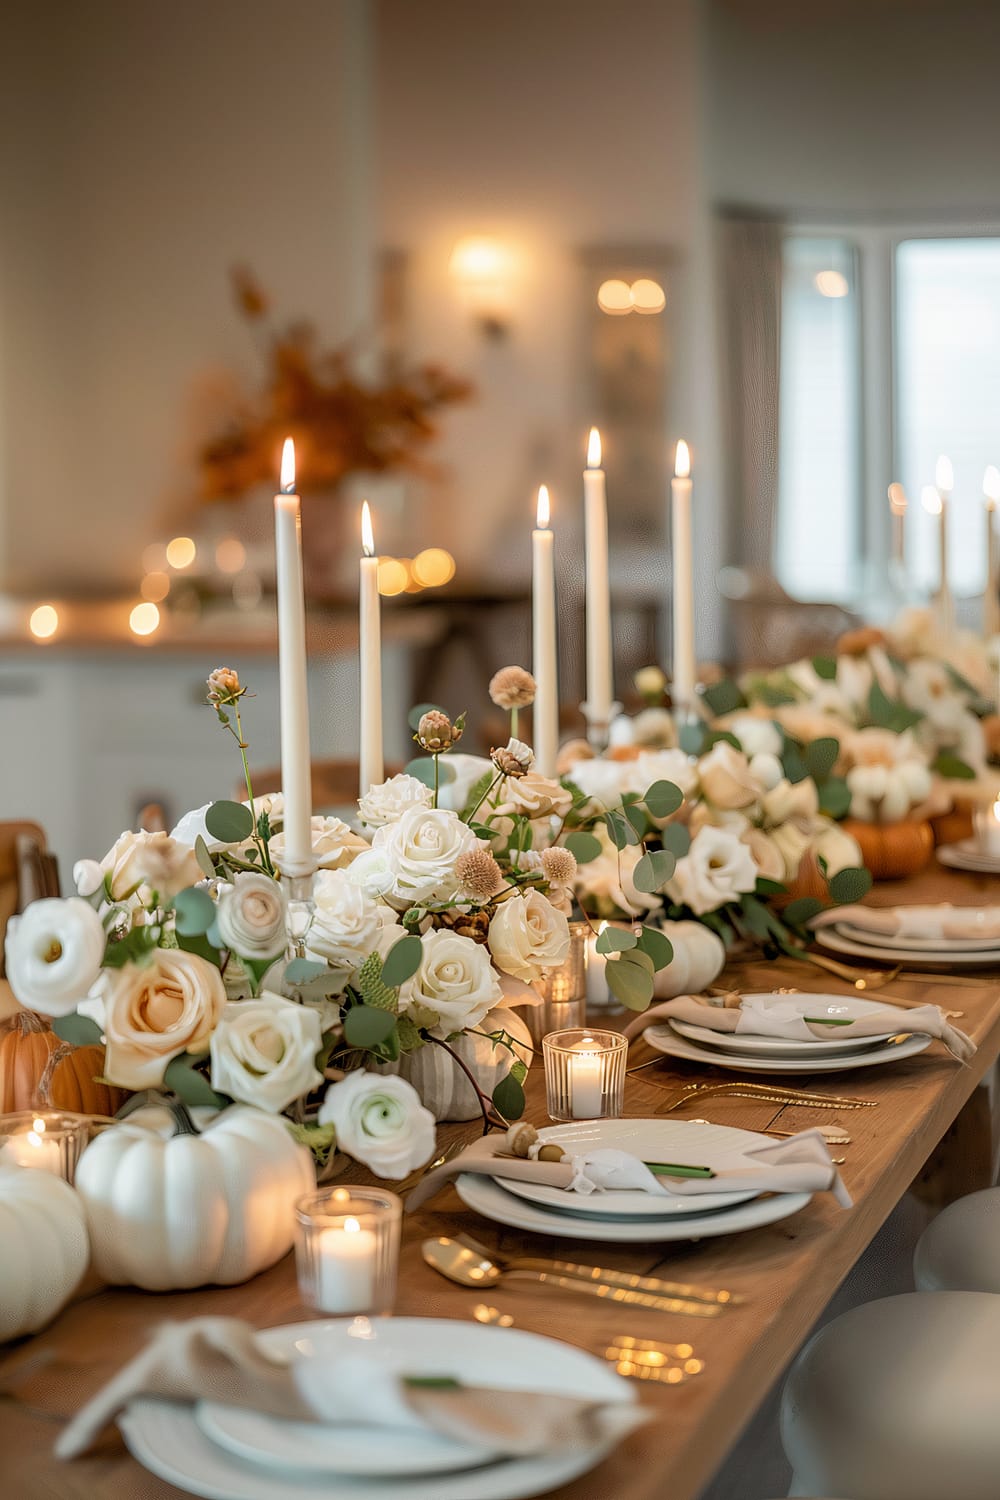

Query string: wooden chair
0 820 59 980
245 761 405 810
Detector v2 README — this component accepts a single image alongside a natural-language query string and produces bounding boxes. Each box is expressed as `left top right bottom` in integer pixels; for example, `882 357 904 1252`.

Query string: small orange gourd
840 818 934 882
0 1009 125 1116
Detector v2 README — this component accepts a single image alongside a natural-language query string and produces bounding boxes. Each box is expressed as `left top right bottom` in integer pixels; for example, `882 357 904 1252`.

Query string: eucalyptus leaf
644 779 684 820
635 925 674 971
659 823 691 857
701 678 745 716
380 934 423 989
51 1013 104 1047
163 1056 227 1109
605 957 654 1011
828 866 874 905
803 736 840 782
603 809 630 851
781 741 809 785
343 1004 398 1049
623 802 649 838
632 848 676 895
618 947 654 975
204 800 255 844
812 654 838 680
565 830 603 864
194 835 216 879
404 755 456 787
284 958 328 985
175 930 222 966
783 896 826 928
492 1071 526 1121
678 722 706 755
932 751 977 781
819 779 852 820
173 887 216 937
595 925 638 955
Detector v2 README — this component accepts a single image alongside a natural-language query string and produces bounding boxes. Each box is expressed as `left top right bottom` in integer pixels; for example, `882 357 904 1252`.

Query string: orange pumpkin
841 818 934 881
781 851 832 907
0 1010 126 1116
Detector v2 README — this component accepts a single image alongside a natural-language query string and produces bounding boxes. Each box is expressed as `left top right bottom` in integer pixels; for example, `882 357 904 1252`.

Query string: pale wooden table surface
2 862 999 1500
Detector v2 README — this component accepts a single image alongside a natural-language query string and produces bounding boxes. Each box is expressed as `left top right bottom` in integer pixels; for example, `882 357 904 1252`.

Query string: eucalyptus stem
466 769 504 826
224 700 274 875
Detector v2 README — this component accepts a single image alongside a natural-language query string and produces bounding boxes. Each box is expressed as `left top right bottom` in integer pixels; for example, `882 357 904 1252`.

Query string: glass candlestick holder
294 1186 402 1316
542 1028 628 1122
0 1111 91 1182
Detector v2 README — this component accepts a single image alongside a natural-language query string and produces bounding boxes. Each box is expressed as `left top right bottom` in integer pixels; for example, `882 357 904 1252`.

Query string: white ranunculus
435 753 494 814
307 869 384 971
563 756 630 812
318 1071 436 1179
5 897 107 1017
697 742 764 810
811 819 863 878
666 826 758 915
573 824 661 919
488 890 571 984
372 806 481 907
402 928 503 1035
358 773 433 828
209 993 323 1113
270 815 367 874
216 872 287 960
99 830 202 901
728 714 783 759
73 859 104 898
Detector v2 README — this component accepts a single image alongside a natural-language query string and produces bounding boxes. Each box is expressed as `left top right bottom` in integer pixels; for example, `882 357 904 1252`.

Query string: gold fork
653 1080 878 1114
797 951 902 990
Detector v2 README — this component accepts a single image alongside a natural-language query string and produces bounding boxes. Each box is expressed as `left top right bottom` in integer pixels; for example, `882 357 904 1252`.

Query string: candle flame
280 437 296 493
984 466 1000 506
993 795 1000 826
921 484 942 517
361 501 375 558
935 453 954 495
887 482 907 515
33 1117 46 1134
587 427 602 468
674 439 691 479
344 1216 362 1234
536 485 550 529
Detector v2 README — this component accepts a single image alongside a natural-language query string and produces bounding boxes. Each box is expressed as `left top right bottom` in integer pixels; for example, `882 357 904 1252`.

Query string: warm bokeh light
28 604 58 640
674 439 691 479
921 483 942 516
129 601 161 636
935 454 954 494
597 278 632 315
536 484 551 529
215 537 246 573
984 466 1000 505
140 570 170 602
449 236 510 282
993 795 1000 827
630 277 666 313
141 542 167 573
887 482 907 515
280 436 296 492
376 557 409 596
165 536 196 569
587 427 602 468
361 501 375 558
412 547 456 588
814 269 850 298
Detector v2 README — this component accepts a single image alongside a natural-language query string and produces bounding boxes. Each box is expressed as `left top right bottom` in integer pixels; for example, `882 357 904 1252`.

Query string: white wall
0 0 373 596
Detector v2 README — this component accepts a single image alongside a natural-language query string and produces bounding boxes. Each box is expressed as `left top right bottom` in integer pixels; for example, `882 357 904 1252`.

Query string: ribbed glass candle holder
526 921 589 1044
0 1111 90 1183
294 1186 402 1316
542 1028 628 1122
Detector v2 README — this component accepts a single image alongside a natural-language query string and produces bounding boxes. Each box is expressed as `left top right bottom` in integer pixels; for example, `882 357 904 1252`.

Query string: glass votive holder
542 1028 628 1122
974 798 1000 857
526 922 588 1044
294 1186 402 1317
0 1111 90 1182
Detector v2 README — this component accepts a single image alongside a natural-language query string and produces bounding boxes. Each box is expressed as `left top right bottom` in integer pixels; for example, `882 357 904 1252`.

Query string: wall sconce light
449 236 515 339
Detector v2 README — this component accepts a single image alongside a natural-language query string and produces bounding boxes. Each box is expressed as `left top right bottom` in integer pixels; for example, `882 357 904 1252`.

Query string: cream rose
372 806 482 907
768 820 812 882
317 1071 436 1179
492 770 573 821
307 869 384 971
562 756 630 812
761 777 819 826
697 742 763 810
209 994 323 1113
488 890 571 984
216 873 287 961
86 950 226 1090
743 828 786 884
5 898 106 1017
666 826 758 915
270 815 367 874
402 928 503 1035
100 830 202 901
358 773 433 828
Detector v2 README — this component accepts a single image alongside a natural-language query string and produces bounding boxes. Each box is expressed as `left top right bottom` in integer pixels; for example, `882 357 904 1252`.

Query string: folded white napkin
622 993 976 1063
56 1317 646 1461
405 1128 851 1210
811 902 1000 942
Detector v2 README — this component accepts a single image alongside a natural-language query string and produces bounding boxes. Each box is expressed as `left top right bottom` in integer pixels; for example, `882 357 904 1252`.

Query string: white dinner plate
937 843 1000 875
835 920 1000 953
644 1024 931 1074
123 1318 635 1500
499 1118 764 1218
456 1171 812 1242
815 927 1000 969
669 992 897 1057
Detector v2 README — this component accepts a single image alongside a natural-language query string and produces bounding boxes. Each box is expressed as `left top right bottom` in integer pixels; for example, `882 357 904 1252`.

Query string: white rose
492 771 573 820
488 890 571 984
270 815 367 874
73 859 104 898
573 825 660 919
402 928 502 1035
5 897 106 1017
811 819 863 878
372 806 481 907
358 773 433 828
210 994 323 1113
99 830 202 900
769 819 813 881
318 1071 436 1179
216 872 287 960
307 869 384 971
728 714 783 759
698 742 763 810
666 826 758 915
345 847 396 897
564 757 629 812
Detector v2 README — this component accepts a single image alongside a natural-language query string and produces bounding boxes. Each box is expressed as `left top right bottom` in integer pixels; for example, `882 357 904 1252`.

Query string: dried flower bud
207 666 244 707
489 666 537 710
454 848 505 902
541 847 577 887
415 709 464 753
505 1121 538 1158
537 1143 566 1163
837 625 887 657
491 737 534 778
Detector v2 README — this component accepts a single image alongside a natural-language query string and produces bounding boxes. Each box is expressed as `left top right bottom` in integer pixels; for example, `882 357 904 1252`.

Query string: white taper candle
532 485 559 777
359 501 384 796
274 438 314 878
670 440 696 714
583 427 613 744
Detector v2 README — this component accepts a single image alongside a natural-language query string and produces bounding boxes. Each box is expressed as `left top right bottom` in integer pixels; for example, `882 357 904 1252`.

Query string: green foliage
812 655 838 680
173 887 216 936
343 1004 398 1048
204 800 255 844
461 769 496 819
175 930 222 966
595 925 638 954
678 721 706 755
783 896 826 929
603 808 640 850
932 751 976 781
103 925 158 969
606 956 654 1010
492 1070 526 1121
644 779 684 820
284 958 328 986
163 1054 227 1108
194 836 216 879
356 952 398 1011
565 830 603 864
828 866 874 904
867 681 922 734
51 1013 104 1046
780 740 809 785
404 756 456 787
819 778 852 820
380 934 423 989
803 737 840 782
635 925 673 971
633 848 676 894
701 678 746 716
659 823 691 857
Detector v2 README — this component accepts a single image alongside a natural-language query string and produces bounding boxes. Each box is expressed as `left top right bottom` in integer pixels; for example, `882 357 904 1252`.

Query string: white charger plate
815 927 1000 969
123 1318 635 1500
669 992 897 1057
835 920 1000 953
457 1171 811 1242
644 1023 930 1074
499 1118 763 1218
937 843 1000 874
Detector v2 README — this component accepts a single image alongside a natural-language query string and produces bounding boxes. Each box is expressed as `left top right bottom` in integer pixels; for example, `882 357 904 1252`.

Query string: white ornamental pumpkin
0 1165 89 1342
74 1103 314 1291
373 1005 535 1122
651 920 726 999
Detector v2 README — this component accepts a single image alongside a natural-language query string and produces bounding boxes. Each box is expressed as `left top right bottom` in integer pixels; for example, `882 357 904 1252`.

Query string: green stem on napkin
644 1162 715 1179
403 1376 463 1389
804 1017 855 1026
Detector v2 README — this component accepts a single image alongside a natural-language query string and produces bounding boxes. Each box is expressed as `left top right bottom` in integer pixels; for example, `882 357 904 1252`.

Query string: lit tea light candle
1 1116 65 1176
569 1036 604 1118
315 1215 378 1314
975 795 1000 858
586 922 610 1005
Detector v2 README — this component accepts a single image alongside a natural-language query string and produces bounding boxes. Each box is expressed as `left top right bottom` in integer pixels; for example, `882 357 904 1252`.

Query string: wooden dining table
2 862 999 1500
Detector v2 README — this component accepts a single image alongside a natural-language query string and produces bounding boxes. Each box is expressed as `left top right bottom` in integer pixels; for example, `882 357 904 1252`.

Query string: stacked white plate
937 838 1000 875
456 1117 813 1244
815 913 1000 968
643 991 931 1074
120 1317 636 1500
